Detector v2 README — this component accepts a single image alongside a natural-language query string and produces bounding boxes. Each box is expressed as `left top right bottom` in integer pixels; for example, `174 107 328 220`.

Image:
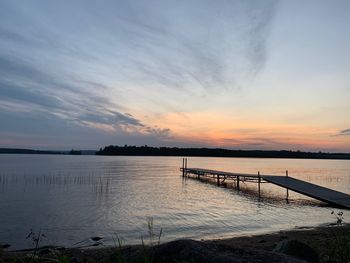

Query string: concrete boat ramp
180 159 350 209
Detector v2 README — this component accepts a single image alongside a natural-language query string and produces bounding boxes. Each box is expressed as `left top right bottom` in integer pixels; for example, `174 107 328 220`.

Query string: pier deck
263 175 350 209
181 164 350 209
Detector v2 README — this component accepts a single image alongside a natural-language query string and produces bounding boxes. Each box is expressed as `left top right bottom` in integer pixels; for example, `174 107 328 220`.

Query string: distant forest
0 148 64 155
96 145 350 160
0 148 83 155
2 146 350 159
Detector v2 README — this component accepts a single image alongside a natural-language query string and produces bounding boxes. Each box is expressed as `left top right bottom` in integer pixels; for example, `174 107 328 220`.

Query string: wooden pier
180 158 350 209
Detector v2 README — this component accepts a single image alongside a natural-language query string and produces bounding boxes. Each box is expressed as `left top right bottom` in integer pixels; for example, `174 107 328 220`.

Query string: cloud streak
337 129 350 136
0 53 171 140
115 0 278 93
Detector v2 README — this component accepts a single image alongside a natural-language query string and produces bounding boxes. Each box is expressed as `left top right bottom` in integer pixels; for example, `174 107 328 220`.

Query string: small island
69 149 82 155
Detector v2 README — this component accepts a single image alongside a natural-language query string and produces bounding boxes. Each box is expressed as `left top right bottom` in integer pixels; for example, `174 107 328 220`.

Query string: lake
0 154 350 249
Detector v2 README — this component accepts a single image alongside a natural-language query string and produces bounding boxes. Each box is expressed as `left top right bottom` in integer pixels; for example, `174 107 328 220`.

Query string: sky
0 0 349 152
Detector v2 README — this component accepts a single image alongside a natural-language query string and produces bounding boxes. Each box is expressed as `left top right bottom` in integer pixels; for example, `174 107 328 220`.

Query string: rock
91 236 103 242
274 239 319 263
149 239 304 263
1 244 11 249
38 248 52 255
69 256 80 263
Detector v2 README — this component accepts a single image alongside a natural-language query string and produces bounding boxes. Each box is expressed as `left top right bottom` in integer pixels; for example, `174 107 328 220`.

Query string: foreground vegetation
1 213 349 263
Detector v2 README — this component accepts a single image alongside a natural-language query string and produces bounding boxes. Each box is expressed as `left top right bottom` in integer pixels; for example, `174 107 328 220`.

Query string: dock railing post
286 170 289 203
258 171 261 198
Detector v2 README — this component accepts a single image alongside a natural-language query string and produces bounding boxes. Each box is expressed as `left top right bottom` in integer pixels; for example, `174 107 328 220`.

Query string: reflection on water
0 155 349 249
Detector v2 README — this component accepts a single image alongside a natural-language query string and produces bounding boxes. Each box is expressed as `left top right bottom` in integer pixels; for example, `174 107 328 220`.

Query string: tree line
96 145 350 160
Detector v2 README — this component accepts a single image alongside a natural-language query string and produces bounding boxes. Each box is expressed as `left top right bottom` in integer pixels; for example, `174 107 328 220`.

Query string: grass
321 211 350 263
112 233 127 263
0 245 3 263
3 217 163 263
139 217 163 263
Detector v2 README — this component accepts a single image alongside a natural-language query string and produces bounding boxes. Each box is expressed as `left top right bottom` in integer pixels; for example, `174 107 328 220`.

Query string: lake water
0 154 350 249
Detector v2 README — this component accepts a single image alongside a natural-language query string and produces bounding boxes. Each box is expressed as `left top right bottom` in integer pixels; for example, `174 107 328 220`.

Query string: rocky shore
2 223 349 262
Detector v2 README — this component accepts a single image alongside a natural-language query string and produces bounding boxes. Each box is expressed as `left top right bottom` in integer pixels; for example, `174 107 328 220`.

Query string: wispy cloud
336 129 350 136
0 53 171 140
116 0 278 93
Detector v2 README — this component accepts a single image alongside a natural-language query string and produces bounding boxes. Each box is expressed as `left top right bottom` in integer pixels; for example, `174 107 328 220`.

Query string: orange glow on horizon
140 111 350 151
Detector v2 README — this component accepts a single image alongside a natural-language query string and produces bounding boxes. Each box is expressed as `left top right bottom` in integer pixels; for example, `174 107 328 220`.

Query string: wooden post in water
237 176 240 190
258 171 261 198
217 174 220 186
286 170 289 202
182 158 185 177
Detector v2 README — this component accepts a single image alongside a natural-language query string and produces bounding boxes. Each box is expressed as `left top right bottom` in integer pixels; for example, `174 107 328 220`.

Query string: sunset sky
0 0 349 152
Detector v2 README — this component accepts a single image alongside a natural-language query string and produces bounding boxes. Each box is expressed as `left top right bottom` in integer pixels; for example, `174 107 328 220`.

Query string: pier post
286 170 289 203
258 171 261 198
217 174 220 186
182 158 185 177
237 176 240 190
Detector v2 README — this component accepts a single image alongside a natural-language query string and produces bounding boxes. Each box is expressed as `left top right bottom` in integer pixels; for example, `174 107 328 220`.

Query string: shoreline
3 223 349 262
2 147 350 160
